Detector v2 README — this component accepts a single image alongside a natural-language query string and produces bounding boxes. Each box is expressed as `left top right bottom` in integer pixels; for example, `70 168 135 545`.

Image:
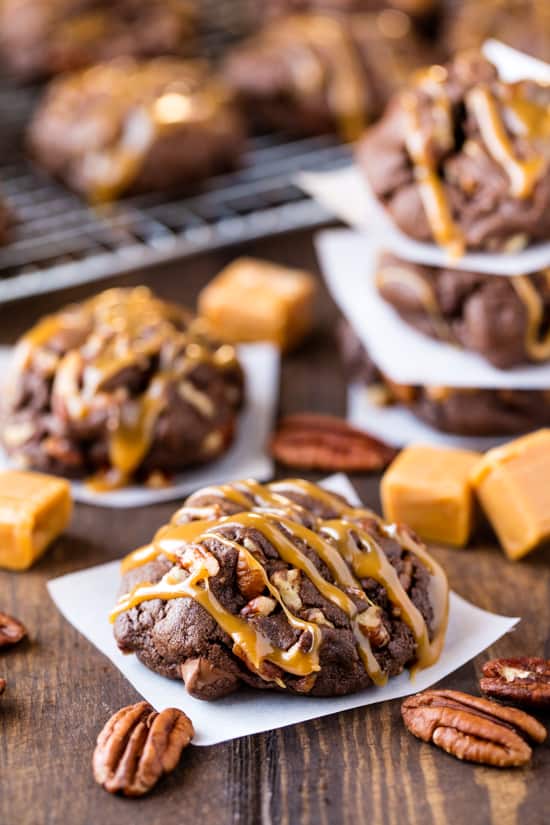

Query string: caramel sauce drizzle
17 288 238 490
59 61 230 203
467 85 548 199
375 262 452 343
402 85 464 258
261 15 368 142
114 480 449 688
510 271 550 360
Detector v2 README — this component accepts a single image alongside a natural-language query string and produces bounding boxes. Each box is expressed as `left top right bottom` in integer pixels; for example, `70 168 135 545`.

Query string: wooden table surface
1 229 549 825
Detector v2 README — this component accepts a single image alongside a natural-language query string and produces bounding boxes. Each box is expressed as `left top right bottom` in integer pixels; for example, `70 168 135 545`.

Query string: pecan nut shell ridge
93 701 194 797
480 657 550 710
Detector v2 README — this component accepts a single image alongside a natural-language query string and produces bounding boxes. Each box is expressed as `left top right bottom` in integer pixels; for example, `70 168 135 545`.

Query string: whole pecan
480 657 550 710
93 701 194 797
402 689 547 768
0 612 27 648
270 413 397 472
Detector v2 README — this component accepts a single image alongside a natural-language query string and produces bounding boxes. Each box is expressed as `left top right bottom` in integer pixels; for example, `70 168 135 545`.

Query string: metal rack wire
0 0 351 303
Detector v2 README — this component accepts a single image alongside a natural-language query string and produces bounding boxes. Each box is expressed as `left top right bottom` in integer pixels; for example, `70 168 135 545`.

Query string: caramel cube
471 429 550 560
0 471 72 571
198 257 317 352
381 444 481 547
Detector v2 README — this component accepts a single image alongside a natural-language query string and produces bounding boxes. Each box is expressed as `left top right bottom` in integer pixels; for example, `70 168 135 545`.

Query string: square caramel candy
470 429 550 560
198 257 316 352
0 470 72 571
381 444 481 547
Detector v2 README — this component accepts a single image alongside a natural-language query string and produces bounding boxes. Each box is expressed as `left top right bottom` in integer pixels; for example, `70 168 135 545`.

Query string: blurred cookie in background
28 58 245 202
444 0 550 62
225 12 433 141
0 0 197 81
260 0 437 22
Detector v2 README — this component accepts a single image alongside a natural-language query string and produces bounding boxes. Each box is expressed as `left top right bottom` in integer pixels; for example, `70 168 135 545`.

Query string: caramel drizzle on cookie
402 71 465 258
60 60 233 203
467 84 550 199
257 14 368 142
113 479 449 688
375 260 454 343
16 287 238 490
510 271 550 360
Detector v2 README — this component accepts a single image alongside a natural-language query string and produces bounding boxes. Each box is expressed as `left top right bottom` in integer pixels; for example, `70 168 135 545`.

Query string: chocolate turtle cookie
358 51 550 254
1 287 244 489
28 58 245 202
444 0 550 63
224 12 431 141
0 0 196 80
338 319 550 435
112 478 449 699
376 253 550 369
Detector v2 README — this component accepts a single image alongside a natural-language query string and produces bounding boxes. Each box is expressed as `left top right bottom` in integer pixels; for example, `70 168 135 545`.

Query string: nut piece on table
381 444 481 547
0 470 72 571
0 611 27 648
480 657 550 710
93 701 194 797
470 429 550 560
402 689 547 768
198 257 317 353
270 413 397 472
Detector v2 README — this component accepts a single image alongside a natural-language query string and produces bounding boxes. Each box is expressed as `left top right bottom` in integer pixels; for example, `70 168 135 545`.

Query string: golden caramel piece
198 257 317 352
471 429 550 560
0 470 72 571
381 444 481 547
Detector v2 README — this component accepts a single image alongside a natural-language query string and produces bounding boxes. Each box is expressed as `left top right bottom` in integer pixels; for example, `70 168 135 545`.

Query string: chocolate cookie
444 0 550 63
112 478 449 699
28 58 245 202
338 319 550 436
224 12 431 141
1 287 244 489
358 51 550 253
0 0 195 80
376 253 550 369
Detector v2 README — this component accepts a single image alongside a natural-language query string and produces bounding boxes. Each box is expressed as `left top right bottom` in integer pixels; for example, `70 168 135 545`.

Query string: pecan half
0 612 27 648
270 413 397 472
480 657 550 710
236 550 265 600
93 702 194 797
402 689 546 768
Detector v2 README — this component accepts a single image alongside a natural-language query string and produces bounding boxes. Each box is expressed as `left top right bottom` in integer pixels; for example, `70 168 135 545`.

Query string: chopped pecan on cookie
0 612 27 648
480 658 550 710
402 689 547 767
93 701 194 797
270 414 397 472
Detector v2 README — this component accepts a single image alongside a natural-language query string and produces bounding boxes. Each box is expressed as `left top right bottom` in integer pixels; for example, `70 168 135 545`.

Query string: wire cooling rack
0 0 351 304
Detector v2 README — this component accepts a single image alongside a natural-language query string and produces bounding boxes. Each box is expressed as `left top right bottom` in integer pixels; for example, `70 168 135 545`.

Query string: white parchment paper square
298 42 550 277
0 343 279 508
316 228 550 389
48 474 518 746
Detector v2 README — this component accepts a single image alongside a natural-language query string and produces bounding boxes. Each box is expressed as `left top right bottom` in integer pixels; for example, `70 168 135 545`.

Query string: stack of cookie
336 47 550 443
